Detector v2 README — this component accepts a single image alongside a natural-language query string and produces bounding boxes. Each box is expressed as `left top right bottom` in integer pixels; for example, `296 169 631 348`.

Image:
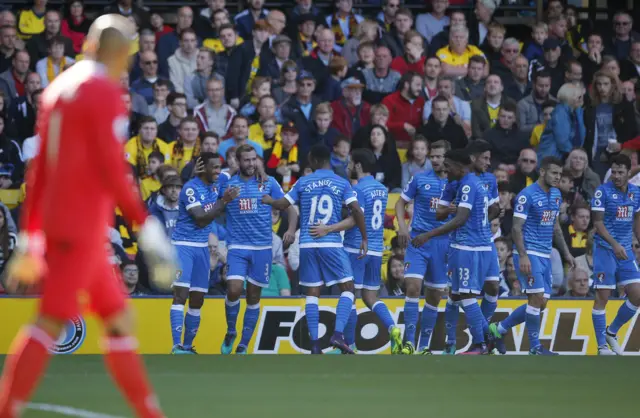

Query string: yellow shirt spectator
530 123 546 148
436 45 485 68
168 141 198 172
249 122 281 151
17 8 45 40
125 136 171 176
139 176 162 202
203 36 244 53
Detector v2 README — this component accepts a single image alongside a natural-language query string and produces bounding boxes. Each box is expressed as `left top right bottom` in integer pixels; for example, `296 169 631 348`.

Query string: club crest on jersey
462 185 471 193
538 201 543 206
527 276 535 286
258 182 266 192
595 190 603 199
518 196 527 204
404 262 411 272
176 270 182 280
555 198 560 205
629 193 635 200
613 194 618 199
597 273 605 283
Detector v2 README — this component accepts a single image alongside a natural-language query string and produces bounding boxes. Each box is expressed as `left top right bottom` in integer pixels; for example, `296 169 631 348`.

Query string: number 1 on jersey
309 195 333 224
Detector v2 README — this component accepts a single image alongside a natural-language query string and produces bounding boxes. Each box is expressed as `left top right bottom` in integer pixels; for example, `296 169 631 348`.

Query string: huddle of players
166 138 640 355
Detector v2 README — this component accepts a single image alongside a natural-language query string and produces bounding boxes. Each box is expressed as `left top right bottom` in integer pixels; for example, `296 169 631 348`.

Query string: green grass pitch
3 355 636 418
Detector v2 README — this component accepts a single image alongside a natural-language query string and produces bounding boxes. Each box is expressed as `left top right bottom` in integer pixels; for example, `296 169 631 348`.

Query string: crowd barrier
1 297 638 355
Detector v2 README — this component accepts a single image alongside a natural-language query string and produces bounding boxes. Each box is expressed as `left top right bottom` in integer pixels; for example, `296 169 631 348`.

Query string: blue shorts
347 252 382 290
448 247 494 295
174 244 211 293
487 244 501 282
513 253 552 298
404 236 449 289
227 248 272 288
593 244 640 289
299 247 353 287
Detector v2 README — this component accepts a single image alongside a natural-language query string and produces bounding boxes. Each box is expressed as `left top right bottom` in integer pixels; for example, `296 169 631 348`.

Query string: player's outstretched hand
283 230 295 246
193 157 205 176
261 195 274 205
613 243 628 260
565 253 576 270
223 186 240 203
139 217 178 291
310 223 331 238
411 233 430 248
359 239 368 259
397 229 410 249
519 254 532 275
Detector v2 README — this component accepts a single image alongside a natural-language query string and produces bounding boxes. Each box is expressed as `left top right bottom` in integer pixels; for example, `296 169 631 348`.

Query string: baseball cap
272 34 292 46
543 38 561 51
281 120 298 134
297 70 315 82
341 77 365 89
162 175 183 188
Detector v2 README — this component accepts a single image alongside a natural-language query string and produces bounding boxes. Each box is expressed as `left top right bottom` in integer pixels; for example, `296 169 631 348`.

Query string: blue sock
403 297 420 345
182 308 201 349
306 296 319 341
225 297 240 335
481 293 498 322
592 309 607 348
334 292 355 334
498 304 527 334
418 302 438 350
238 303 260 348
525 305 541 349
461 299 485 344
445 299 459 344
170 304 184 347
372 301 395 331
344 306 357 346
608 300 639 335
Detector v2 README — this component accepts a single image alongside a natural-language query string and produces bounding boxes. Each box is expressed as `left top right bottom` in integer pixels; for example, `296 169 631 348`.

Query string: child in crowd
313 102 340 148
401 135 431 188
524 22 549 62
493 167 509 183
481 22 507 64
325 56 348 102
331 135 351 179
558 169 575 224
494 237 512 272
530 100 556 148
239 76 274 122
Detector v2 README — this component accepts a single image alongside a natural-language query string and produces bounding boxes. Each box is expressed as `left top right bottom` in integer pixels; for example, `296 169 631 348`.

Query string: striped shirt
344 175 388 255
513 182 562 257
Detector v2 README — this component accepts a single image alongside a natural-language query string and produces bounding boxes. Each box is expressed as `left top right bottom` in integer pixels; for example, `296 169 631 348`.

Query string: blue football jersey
222 175 284 248
172 177 220 245
478 172 499 206
451 173 492 249
344 176 388 255
439 179 459 207
401 170 448 235
592 182 640 251
285 169 357 247
512 182 562 256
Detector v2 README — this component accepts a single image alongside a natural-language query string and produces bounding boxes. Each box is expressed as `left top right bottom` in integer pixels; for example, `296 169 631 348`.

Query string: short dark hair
138 115 157 128
153 79 170 90
497 181 510 193
333 134 350 147
231 114 249 127
533 70 551 82
49 35 66 48
351 148 377 174
309 144 331 165
431 95 449 105
469 55 487 66
494 236 511 247
218 23 235 33
180 28 197 40
561 168 574 179
399 71 421 92
167 92 186 106
570 201 590 216
466 140 492 156
611 154 632 170
500 101 517 114
148 151 165 163
542 100 557 110
199 152 221 165
235 143 257 161
445 149 471 165
540 156 563 170
430 139 451 152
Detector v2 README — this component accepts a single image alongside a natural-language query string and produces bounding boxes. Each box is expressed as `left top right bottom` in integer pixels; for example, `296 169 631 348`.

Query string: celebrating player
395 141 450 355
412 144 494 355
0 15 175 418
311 148 402 353
262 144 367 354
220 145 297 354
170 152 239 354
590 154 640 355
489 156 574 355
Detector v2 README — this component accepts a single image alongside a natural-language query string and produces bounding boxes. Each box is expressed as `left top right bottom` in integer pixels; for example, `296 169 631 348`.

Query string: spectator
391 30 426 76
537 83 585 160
480 21 505 65
497 180 513 234
0 204 16 275
213 23 238 81
519 70 556 139
0 51 30 110
125 116 171 179
376 0 400 33
470 0 497 46
471 74 514 140
271 60 298 105
564 148 600 202
530 101 556 149
362 45 401 104
437 25 486 79
523 22 549 63
508 148 539 195
565 5 590 58
566 268 592 298
605 11 640 62
292 13 317 59
121 90 144 138
157 92 187 144
564 59 583 87
129 29 156 83
140 154 171 202
301 28 338 94
547 14 573 62
193 78 236 136
415 0 449 44
330 135 350 179
184 48 223 110
149 175 181 238
381 71 424 146
330 77 371 139
584 70 637 177
249 96 281 151
423 76 471 136
579 33 605 87
16 1 47 41
61 0 91 55
264 121 300 191
421 56 441 102
238 76 273 122
148 80 170 125
428 10 466 58
366 124 401 191
281 71 322 157
401 135 433 188
562 201 590 258
311 101 340 149
0 117 23 188
325 0 364 54
104 0 150 29
0 25 17 74
485 103 529 168
259 34 297 82
180 132 219 183
131 50 173 105
26 10 74 68
384 255 406 296
381 7 414 58
218 115 264 162
201 8 235 52
345 40 375 84
557 168 575 224
168 117 202 172
157 6 195 75
455 55 487 102
493 38 523 81
530 38 565 97
119 70 148 116
11 77 41 141
235 0 268 41
342 19 379 67
352 103 391 150
574 231 594 284
504 55 532 102
323 55 348 102
621 40 640 82
35 36 75 88
264 10 287 50
418 95 468 150
168 28 198 94
494 236 511 272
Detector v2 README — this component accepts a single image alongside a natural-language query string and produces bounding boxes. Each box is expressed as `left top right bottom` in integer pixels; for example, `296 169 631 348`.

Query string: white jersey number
309 195 333 225
371 199 383 230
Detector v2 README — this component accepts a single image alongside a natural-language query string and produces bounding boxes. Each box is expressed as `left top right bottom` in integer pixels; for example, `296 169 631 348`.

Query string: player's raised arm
263 176 298 210
592 187 627 260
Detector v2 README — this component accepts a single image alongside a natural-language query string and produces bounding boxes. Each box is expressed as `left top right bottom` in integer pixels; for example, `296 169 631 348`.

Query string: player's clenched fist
223 186 241 203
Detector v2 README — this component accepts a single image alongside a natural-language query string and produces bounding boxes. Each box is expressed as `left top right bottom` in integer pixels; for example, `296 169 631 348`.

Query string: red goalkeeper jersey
21 60 147 245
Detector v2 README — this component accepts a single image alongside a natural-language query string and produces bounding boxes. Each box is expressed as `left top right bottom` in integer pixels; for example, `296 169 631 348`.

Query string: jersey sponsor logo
541 210 555 225
518 196 527 204
595 190 603 198
429 197 439 209
461 185 471 193
238 197 259 213
616 206 633 220
49 316 86 354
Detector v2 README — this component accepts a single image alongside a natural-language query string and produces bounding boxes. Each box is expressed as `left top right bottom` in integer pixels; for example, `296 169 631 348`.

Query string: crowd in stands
1 0 640 300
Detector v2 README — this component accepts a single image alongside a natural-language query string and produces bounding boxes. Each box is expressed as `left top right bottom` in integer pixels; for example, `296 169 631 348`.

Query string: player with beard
220 144 298 354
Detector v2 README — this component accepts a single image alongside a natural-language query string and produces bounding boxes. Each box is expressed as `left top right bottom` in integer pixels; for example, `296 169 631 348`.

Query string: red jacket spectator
382 90 425 145
391 55 426 76
330 99 371 140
